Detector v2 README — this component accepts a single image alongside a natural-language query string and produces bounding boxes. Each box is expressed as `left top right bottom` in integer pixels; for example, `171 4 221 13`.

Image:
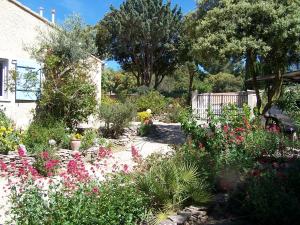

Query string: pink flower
0 160 7 171
92 187 99 194
98 147 108 158
18 147 26 157
123 164 129 173
131 145 140 159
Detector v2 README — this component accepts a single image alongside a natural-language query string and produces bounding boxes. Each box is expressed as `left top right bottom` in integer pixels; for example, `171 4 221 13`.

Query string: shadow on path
145 123 186 145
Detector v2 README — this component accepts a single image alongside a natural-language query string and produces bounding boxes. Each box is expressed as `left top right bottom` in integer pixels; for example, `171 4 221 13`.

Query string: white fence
191 90 257 120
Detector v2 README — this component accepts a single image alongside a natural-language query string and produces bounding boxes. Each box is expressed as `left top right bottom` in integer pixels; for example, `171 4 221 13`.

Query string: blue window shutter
15 59 42 101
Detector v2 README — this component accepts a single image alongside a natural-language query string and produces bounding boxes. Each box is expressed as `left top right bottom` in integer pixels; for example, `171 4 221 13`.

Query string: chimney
39 7 44 17
51 9 56 23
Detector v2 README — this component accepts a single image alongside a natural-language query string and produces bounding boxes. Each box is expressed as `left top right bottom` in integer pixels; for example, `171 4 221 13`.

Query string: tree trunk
261 68 283 115
187 62 196 104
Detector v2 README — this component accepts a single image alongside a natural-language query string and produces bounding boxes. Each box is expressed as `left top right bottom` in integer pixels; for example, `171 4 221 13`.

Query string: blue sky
19 0 197 69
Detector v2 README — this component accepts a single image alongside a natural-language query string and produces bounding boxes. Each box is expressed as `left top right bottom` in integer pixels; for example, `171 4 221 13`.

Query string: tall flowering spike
131 145 140 159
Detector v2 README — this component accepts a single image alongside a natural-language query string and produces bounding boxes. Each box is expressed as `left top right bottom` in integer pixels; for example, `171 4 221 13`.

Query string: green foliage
138 124 153 137
193 0 300 113
31 15 97 129
179 104 285 185
80 129 99 150
198 73 243 93
23 117 69 154
98 102 136 138
102 68 136 95
230 162 300 225
164 99 188 123
0 109 13 127
136 91 167 115
137 156 211 210
96 0 182 89
10 176 150 225
277 84 300 128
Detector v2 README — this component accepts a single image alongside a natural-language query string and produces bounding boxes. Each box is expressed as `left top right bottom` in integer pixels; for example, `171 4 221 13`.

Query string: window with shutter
15 60 42 101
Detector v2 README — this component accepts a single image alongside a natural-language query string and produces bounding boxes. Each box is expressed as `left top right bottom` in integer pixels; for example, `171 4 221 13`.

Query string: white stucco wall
0 0 51 127
0 0 102 128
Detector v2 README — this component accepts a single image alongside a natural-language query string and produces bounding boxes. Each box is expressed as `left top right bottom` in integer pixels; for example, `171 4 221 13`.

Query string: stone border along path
0 122 186 223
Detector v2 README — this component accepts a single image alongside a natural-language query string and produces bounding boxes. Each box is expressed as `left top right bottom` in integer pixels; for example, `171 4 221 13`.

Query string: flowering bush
33 150 60 177
137 111 151 122
0 126 21 154
71 133 83 140
0 145 150 224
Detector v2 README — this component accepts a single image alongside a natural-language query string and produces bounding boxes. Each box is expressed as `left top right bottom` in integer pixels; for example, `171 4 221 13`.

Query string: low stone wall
0 153 35 167
159 206 208 225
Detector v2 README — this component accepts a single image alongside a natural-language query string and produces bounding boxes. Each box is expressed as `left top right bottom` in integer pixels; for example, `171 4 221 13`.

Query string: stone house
0 0 103 128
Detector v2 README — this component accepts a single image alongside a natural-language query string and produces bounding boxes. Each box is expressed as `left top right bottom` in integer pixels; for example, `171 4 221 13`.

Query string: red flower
235 127 246 132
41 151 49 160
223 125 229 133
198 142 205 149
235 135 244 144
0 160 7 171
251 169 261 177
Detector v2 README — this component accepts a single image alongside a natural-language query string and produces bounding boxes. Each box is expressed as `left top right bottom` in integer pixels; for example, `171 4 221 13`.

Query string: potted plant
70 133 83 151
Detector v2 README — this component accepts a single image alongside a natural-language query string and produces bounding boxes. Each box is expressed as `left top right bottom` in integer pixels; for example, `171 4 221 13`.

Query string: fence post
191 90 198 115
247 90 257 117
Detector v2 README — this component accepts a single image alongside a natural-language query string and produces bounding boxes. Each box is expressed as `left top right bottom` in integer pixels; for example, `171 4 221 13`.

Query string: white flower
146 109 152 114
48 139 56 146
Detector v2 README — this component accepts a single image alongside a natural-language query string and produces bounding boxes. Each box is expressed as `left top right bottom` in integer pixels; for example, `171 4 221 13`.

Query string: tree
96 0 182 89
102 68 136 95
198 72 243 93
30 15 98 129
193 0 300 114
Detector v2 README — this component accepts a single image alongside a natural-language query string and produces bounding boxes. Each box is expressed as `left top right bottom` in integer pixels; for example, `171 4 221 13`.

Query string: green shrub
80 129 99 150
98 102 136 138
229 162 300 225
0 109 13 127
138 124 153 137
137 156 211 210
10 176 150 225
0 109 21 154
136 91 167 115
23 117 69 154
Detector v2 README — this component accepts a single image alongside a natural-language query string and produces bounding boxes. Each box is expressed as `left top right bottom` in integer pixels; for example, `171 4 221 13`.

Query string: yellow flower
0 126 6 132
